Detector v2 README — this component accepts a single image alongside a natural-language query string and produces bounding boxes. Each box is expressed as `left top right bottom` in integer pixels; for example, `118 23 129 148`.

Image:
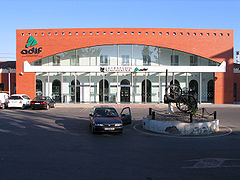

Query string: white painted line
182 158 240 169
8 122 26 129
133 124 232 138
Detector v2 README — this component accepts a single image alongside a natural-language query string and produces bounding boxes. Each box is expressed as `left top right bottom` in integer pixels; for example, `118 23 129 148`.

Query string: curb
142 116 219 135
133 123 232 138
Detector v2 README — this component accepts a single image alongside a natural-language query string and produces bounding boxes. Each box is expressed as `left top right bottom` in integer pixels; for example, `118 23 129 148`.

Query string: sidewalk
55 103 240 109
55 103 163 108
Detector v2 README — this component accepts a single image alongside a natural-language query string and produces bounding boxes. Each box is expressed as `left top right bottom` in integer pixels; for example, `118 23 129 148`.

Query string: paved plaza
0 104 240 180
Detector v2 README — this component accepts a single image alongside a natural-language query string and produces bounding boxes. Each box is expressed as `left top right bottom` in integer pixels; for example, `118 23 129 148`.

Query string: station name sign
100 66 148 72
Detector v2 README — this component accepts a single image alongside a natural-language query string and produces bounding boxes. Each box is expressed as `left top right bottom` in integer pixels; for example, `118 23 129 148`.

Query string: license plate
35 103 40 104
104 128 115 131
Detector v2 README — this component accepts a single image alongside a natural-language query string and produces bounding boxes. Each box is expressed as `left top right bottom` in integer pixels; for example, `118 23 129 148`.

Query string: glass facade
32 45 218 103
31 45 220 67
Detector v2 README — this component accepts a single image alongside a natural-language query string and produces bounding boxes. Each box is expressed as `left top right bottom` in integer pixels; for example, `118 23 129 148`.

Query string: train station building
15 28 235 104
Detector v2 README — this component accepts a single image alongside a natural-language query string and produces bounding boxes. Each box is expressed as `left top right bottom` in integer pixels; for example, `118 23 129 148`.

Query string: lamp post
8 68 11 96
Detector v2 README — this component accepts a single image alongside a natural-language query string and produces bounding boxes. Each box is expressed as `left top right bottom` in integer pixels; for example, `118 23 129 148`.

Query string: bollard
152 111 155 120
149 108 152 115
202 108 205 118
190 114 193 123
214 111 217 120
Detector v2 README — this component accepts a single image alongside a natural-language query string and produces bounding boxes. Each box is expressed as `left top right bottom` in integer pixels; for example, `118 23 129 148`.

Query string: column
75 73 77 104
158 72 161 103
48 72 50 97
103 72 105 104
8 70 11 96
89 73 91 103
131 72 133 103
116 72 118 104
61 73 63 103
145 72 147 103
200 72 202 104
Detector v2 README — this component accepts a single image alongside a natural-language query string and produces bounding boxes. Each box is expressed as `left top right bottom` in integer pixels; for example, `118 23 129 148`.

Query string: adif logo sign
134 67 148 72
21 36 42 55
25 36 38 48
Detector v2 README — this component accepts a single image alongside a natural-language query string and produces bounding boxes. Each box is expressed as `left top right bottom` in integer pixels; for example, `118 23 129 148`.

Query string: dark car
30 96 55 110
89 106 132 134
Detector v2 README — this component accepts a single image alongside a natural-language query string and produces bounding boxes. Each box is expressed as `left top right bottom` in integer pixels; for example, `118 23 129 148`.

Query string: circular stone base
142 116 219 135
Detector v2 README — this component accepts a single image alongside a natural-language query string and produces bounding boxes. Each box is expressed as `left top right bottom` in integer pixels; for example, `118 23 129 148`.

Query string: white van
0 92 9 109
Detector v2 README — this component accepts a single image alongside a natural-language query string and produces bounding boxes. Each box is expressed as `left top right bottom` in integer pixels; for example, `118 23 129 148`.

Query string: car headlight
95 123 104 126
115 123 122 127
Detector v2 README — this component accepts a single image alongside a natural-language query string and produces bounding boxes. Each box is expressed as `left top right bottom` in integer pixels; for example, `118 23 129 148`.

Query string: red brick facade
16 28 234 104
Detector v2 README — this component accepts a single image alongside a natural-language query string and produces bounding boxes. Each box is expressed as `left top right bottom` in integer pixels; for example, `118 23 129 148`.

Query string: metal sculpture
164 84 198 113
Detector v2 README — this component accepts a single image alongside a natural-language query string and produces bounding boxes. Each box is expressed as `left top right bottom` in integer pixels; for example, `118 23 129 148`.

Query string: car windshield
9 96 22 100
94 108 118 117
22 95 31 100
33 96 47 101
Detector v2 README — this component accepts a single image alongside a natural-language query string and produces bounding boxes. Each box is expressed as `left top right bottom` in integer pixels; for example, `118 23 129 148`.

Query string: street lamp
7 68 11 96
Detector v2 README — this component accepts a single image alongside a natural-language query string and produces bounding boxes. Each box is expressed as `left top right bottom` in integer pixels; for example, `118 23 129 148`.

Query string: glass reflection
31 45 220 67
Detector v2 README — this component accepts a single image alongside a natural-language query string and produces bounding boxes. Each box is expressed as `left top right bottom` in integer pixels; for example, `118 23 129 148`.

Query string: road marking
8 122 26 129
133 124 232 138
182 158 240 168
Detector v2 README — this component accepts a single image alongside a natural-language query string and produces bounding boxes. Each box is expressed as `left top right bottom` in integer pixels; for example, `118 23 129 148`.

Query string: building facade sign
21 36 42 56
99 66 148 72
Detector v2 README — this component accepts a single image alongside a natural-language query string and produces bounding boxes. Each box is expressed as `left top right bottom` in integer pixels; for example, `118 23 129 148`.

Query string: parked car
8 94 31 109
0 92 9 109
89 106 132 134
30 96 55 110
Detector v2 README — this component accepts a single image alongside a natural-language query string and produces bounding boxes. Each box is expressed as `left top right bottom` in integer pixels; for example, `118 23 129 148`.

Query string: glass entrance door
120 79 130 103
142 79 152 103
99 79 109 103
52 79 61 103
70 80 80 103
207 80 214 103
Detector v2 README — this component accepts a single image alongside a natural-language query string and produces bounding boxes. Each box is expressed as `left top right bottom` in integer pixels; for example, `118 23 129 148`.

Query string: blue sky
0 0 239 61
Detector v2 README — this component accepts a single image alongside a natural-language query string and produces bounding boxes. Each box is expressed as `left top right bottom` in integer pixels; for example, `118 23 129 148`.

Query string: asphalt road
0 105 240 180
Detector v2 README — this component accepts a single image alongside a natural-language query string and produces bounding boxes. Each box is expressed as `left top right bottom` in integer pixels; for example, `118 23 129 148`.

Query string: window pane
158 48 172 66
171 55 179 66
133 45 143 66
77 48 89 66
121 55 129 66
119 45 131 66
